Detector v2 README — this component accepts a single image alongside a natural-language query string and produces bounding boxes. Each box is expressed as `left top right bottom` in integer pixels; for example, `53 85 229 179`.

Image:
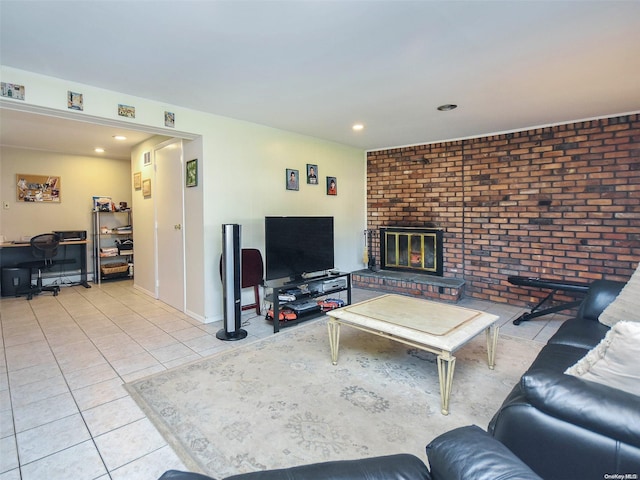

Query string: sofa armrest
522 370 640 448
224 454 431 480
577 279 624 321
160 455 431 480
159 471 216 480
426 425 542 480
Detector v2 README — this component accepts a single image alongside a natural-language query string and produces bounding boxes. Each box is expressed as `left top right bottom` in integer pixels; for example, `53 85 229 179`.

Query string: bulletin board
16 173 61 203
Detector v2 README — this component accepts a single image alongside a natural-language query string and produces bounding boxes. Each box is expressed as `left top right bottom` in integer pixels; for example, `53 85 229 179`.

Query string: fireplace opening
380 227 443 276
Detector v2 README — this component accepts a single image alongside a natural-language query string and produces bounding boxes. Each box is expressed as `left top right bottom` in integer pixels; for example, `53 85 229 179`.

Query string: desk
0 240 91 294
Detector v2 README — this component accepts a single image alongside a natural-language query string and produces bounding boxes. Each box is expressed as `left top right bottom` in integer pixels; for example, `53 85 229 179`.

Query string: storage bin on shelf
100 262 129 275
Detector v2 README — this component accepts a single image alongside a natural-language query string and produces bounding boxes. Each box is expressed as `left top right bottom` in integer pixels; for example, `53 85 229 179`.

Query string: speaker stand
216 328 247 341
217 223 248 341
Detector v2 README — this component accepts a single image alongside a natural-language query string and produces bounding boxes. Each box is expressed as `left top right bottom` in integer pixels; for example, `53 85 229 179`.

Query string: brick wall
367 114 640 307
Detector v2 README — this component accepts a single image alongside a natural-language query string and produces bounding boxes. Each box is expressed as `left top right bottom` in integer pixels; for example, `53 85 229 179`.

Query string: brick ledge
352 269 465 303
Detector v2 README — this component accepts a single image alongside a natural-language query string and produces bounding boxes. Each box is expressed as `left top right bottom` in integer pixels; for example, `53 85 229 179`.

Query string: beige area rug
126 317 542 478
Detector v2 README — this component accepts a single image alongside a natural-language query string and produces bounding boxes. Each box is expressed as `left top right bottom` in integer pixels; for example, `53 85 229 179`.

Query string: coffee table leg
486 325 499 369
328 319 341 365
436 353 456 415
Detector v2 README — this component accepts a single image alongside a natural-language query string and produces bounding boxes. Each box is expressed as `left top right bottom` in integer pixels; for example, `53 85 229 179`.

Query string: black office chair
18 233 61 300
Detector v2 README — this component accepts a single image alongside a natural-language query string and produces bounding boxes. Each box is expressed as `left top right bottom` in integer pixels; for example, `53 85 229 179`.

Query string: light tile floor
0 280 567 480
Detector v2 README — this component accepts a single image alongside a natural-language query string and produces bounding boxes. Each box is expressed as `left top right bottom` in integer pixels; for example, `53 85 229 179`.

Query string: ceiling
0 108 155 160
1 1 639 155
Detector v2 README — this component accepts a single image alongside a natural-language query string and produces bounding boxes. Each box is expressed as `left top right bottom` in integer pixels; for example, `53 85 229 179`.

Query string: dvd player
290 300 321 314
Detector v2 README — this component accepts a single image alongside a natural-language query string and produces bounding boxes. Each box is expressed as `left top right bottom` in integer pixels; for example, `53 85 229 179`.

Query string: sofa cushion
598 264 640 327
565 320 640 397
547 317 610 350
526 343 589 375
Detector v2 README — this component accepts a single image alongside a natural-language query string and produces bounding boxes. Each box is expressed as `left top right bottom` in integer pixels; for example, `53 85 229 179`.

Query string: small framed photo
326 176 337 195
142 179 151 197
286 168 299 191
143 151 151 166
67 91 83 111
118 104 136 118
307 164 318 184
186 159 198 187
133 172 142 190
165 111 175 128
1 82 25 100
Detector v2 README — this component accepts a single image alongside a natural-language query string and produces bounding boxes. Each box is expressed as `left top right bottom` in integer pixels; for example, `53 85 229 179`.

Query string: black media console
265 272 351 333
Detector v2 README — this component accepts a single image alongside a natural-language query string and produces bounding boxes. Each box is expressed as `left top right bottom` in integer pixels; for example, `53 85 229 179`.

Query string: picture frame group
285 165 337 195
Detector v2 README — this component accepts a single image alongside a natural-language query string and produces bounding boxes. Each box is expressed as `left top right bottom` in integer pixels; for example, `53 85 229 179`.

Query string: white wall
183 137 205 320
198 117 365 322
0 147 131 278
0 66 366 323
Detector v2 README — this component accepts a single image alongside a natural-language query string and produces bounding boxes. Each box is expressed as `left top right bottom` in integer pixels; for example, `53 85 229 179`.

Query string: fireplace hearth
380 227 443 276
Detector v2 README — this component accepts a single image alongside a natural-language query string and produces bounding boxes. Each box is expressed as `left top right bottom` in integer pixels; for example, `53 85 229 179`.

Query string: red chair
219 248 264 315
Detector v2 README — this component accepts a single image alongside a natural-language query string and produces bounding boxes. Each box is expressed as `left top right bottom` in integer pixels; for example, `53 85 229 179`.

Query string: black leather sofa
488 279 640 479
160 425 542 480
160 279 639 480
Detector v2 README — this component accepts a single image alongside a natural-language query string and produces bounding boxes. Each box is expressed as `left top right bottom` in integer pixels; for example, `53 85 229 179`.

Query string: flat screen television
265 216 334 281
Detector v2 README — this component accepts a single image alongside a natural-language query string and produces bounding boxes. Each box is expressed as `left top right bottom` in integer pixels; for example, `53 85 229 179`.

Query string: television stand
265 272 351 333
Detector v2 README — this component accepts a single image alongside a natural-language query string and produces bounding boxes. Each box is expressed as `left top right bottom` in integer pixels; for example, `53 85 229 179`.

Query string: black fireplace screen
380 227 443 276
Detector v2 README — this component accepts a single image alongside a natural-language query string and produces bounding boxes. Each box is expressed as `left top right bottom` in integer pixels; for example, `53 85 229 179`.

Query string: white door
154 140 185 310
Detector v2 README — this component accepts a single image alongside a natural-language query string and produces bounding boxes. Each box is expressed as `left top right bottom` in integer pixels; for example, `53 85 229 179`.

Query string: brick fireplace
352 226 463 302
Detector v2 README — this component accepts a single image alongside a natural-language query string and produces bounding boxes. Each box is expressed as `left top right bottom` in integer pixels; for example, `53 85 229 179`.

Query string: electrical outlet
2 201 9 210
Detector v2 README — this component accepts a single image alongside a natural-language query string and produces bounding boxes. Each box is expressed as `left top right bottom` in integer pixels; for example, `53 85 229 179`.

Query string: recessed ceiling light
437 104 458 111
113 135 127 141
95 147 105 153
352 123 364 131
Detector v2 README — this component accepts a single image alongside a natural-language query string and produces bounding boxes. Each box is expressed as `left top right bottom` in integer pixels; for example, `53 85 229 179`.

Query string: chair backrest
218 248 264 288
30 233 60 263
241 248 264 288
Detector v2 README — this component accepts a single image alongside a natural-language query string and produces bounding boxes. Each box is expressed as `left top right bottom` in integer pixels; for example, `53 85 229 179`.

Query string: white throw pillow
565 321 640 397
598 263 640 327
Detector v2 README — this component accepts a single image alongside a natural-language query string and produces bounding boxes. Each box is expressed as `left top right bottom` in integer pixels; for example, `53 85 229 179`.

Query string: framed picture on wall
118 104 135 118
1 82 25 100
286 168 299 191
142 179 151 197
165 111 175 128
326 176 337 195
16 174 61 202
133 172 142 190
307 164 318 184
67 91 83 111
186 159 198 187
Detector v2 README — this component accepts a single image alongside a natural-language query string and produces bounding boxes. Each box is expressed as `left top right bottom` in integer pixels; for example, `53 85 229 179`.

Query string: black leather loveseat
487 279 640 479
160 279 639 480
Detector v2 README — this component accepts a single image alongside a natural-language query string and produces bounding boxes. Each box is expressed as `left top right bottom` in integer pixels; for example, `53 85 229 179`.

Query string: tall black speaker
217 224 247 341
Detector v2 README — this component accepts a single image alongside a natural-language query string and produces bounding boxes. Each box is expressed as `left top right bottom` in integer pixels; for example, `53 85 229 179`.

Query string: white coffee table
326 294 499 415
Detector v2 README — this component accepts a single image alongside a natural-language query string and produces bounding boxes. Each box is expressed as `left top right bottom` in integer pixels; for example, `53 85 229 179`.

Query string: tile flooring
0 280 566 479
